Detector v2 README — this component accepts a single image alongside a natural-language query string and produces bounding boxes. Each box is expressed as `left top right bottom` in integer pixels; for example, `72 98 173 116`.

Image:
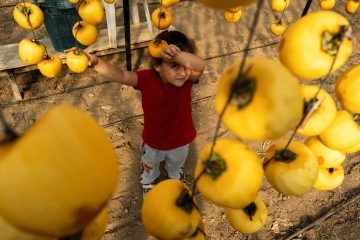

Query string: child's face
154 61 191 87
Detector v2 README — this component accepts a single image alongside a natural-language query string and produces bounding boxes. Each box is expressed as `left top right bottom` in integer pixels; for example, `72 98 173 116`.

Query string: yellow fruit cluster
15 0 108 77
134 5 360 239
14 2 63 78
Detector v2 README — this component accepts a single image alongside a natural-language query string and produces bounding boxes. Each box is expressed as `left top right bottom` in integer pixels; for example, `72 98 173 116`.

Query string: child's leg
140 142 165 185
164 144 189 180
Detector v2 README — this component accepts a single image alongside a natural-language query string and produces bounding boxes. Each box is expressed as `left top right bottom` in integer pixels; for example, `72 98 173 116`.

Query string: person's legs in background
140 142 165 198
164 144 189 181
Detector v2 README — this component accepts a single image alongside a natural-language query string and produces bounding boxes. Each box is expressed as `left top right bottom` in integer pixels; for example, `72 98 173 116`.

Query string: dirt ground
1 0 360 240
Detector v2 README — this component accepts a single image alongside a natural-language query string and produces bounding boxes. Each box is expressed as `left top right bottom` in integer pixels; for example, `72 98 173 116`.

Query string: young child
85 30 206 197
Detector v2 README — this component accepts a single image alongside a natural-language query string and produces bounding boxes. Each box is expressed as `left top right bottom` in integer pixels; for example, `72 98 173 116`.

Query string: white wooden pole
142 0 153 32
130 0 140 25
102 0 117 48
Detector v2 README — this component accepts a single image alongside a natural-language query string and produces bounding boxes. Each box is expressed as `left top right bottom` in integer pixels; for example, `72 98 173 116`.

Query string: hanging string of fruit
142 1 271 237
65 0 105 74
15 0 105 75
142 1 206 238
270 0 290 36
14 0 84 77
142 0 360 238
14 1 65 78
148 0 173 58
265 9 357 195
197 2 272 234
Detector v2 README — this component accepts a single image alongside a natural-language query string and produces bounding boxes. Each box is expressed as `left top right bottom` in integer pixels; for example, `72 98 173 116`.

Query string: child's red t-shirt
135 69 196 150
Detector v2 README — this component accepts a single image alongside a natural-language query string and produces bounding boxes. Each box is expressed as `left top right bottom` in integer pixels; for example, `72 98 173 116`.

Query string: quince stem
274 149 297 163
243 202 257 221
176 189 194 213
322 25 351 56
204 153 227 180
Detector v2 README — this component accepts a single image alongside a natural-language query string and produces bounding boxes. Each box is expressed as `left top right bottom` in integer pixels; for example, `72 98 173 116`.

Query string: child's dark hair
151 30 196 66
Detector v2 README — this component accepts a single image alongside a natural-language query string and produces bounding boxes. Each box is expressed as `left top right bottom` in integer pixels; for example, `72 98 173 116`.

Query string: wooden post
130 0 140 25
123 0 132 71
142 0 153 32
103 0 117 48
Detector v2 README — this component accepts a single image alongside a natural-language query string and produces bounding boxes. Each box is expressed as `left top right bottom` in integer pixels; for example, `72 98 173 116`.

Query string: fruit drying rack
0 0 159 101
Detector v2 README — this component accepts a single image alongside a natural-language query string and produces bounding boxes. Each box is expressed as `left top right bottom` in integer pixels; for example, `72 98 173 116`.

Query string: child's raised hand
161 44 181 61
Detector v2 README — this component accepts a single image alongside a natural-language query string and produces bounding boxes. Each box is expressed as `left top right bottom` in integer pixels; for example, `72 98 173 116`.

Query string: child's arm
162 45 206 82
85 52 138 87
